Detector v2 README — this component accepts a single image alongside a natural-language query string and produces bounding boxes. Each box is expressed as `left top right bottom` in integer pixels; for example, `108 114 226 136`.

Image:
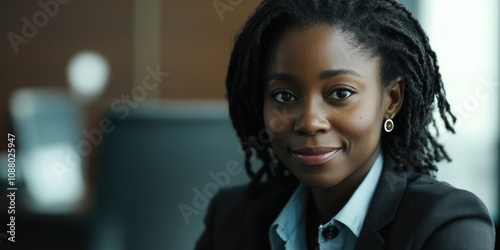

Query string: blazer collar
236 155 408 250
355 155 407 250
239 182 297 250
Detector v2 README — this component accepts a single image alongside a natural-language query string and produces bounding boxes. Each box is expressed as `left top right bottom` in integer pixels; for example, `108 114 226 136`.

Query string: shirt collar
333 153 383 236
269 181 309 249
269 153 384 248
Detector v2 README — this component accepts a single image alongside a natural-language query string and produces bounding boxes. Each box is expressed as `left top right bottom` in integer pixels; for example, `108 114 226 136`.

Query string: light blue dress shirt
269 153 384 250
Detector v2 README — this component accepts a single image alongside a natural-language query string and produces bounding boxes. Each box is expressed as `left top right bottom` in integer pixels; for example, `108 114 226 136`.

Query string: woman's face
263 25 394 189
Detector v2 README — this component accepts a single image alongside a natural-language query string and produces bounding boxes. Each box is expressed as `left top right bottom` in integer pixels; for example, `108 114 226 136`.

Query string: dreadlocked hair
226 0 456 189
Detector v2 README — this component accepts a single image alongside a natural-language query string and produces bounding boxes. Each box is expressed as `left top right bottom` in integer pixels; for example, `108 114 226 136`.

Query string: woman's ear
384 77 404 118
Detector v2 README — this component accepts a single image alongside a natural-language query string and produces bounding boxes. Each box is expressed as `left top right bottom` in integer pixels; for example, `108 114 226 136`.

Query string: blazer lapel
356 156 407 250
229 157 407 250
236 183 297 250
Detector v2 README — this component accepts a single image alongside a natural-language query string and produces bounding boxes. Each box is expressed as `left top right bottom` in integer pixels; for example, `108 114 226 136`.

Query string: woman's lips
291 147 340 166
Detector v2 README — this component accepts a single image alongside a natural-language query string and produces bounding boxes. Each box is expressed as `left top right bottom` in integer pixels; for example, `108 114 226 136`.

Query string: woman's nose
293 100 331 136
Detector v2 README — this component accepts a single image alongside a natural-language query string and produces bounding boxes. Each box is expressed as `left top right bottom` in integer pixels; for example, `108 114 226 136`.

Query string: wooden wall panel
0 0 134 152
161 0 261 99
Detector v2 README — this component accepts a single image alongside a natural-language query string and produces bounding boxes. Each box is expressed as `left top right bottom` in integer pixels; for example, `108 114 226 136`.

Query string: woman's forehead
266 25 381 82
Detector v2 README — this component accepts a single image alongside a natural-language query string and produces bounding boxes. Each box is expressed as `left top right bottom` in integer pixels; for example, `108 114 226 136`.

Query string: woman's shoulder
205 180 297 225
387 169 495 249
196 181 297 249
380 156 489 211
403 170 487 210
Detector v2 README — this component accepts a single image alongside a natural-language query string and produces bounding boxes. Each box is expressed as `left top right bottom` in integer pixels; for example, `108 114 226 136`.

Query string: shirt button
322 226 339 240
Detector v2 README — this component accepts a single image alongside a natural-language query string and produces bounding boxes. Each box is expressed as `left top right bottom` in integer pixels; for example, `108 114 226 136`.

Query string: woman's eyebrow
266 73 296 83
267 69 361 84
320 69 361 80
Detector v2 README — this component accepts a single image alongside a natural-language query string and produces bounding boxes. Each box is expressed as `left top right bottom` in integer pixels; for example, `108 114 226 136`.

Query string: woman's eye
329 89 353 100
273 91 297 103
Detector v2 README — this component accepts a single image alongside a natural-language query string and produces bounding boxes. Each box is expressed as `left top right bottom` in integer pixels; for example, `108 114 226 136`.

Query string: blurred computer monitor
92 100 251 250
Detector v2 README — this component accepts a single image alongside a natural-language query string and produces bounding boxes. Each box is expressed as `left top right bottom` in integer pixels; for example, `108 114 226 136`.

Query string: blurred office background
0 0 498 249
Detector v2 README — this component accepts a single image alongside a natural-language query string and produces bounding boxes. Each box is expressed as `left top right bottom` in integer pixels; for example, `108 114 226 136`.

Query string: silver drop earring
384 114 395 132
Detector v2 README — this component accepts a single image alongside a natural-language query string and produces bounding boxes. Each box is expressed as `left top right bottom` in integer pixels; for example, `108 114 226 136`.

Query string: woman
196 0 495 249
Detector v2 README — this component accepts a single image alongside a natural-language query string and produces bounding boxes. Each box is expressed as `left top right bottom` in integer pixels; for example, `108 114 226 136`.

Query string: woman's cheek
339 107 382 146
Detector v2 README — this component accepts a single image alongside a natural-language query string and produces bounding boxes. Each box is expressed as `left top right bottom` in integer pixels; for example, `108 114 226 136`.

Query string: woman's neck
305 177 364 250
309 183 356 223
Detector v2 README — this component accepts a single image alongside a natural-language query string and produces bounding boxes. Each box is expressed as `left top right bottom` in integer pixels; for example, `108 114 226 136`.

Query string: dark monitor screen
92 101 251 250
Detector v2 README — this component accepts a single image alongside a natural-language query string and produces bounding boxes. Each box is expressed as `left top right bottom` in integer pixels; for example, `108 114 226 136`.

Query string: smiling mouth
291 147 341 166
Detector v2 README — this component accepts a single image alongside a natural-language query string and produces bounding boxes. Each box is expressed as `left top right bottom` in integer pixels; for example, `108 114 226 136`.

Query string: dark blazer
196 156 495 249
